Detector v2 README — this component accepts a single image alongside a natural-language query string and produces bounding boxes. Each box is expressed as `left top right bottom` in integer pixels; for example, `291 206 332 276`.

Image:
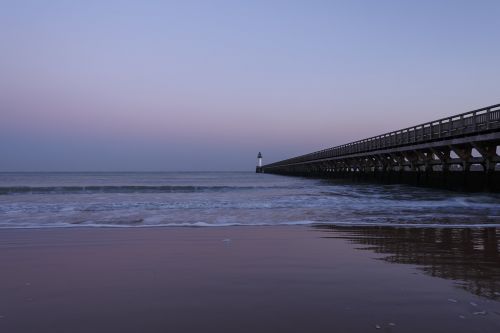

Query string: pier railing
265 104 500 167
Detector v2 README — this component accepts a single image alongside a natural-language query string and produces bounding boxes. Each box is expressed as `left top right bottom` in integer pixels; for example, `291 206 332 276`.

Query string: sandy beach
1 226 499 333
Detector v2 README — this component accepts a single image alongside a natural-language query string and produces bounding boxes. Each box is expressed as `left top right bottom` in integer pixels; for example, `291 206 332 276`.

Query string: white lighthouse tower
256 152 263 173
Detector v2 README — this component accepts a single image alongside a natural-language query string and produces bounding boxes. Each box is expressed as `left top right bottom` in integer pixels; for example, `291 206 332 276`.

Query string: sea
0 172 499 229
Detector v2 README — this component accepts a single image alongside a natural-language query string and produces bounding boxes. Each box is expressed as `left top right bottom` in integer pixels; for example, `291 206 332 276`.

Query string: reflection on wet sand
317 225 500 299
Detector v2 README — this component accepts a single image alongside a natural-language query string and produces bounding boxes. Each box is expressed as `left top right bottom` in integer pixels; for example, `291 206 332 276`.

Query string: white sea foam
1 220 500 230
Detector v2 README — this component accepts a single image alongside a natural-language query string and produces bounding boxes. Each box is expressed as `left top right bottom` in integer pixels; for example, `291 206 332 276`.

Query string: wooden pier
262 104 500 191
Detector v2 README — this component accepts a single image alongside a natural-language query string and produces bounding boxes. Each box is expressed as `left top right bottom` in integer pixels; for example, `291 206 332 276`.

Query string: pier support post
472 142 499 190
450 145 472 189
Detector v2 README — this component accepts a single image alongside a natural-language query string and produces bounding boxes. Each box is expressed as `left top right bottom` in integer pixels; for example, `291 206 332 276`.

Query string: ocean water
0 172 499 229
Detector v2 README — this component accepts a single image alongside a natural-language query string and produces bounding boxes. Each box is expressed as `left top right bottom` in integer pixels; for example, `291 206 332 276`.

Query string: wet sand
1 226 499 333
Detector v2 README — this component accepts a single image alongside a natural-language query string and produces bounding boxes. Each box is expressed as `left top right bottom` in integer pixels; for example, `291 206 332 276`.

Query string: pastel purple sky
1 0 499 171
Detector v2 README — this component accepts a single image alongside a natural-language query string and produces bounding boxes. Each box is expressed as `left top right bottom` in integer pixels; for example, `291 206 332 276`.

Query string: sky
1 0 499 171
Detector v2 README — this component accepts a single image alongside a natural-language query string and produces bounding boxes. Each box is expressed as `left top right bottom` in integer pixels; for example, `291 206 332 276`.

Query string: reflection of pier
317 226 500 299
263 104 500 191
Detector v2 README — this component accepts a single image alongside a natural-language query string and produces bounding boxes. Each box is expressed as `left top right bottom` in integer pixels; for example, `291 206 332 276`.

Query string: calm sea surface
0 172 499 228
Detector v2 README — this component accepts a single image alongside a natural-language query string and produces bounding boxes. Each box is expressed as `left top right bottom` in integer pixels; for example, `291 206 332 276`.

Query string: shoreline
2 221 500 230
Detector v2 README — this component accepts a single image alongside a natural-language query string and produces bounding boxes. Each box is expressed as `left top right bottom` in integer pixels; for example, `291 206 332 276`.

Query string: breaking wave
0 185 294 195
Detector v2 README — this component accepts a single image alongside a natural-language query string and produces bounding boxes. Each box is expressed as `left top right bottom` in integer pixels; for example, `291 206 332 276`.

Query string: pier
262 104 500 191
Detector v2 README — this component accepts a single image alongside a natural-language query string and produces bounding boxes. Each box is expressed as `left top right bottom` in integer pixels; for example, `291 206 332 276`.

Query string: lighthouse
256 152 263 173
